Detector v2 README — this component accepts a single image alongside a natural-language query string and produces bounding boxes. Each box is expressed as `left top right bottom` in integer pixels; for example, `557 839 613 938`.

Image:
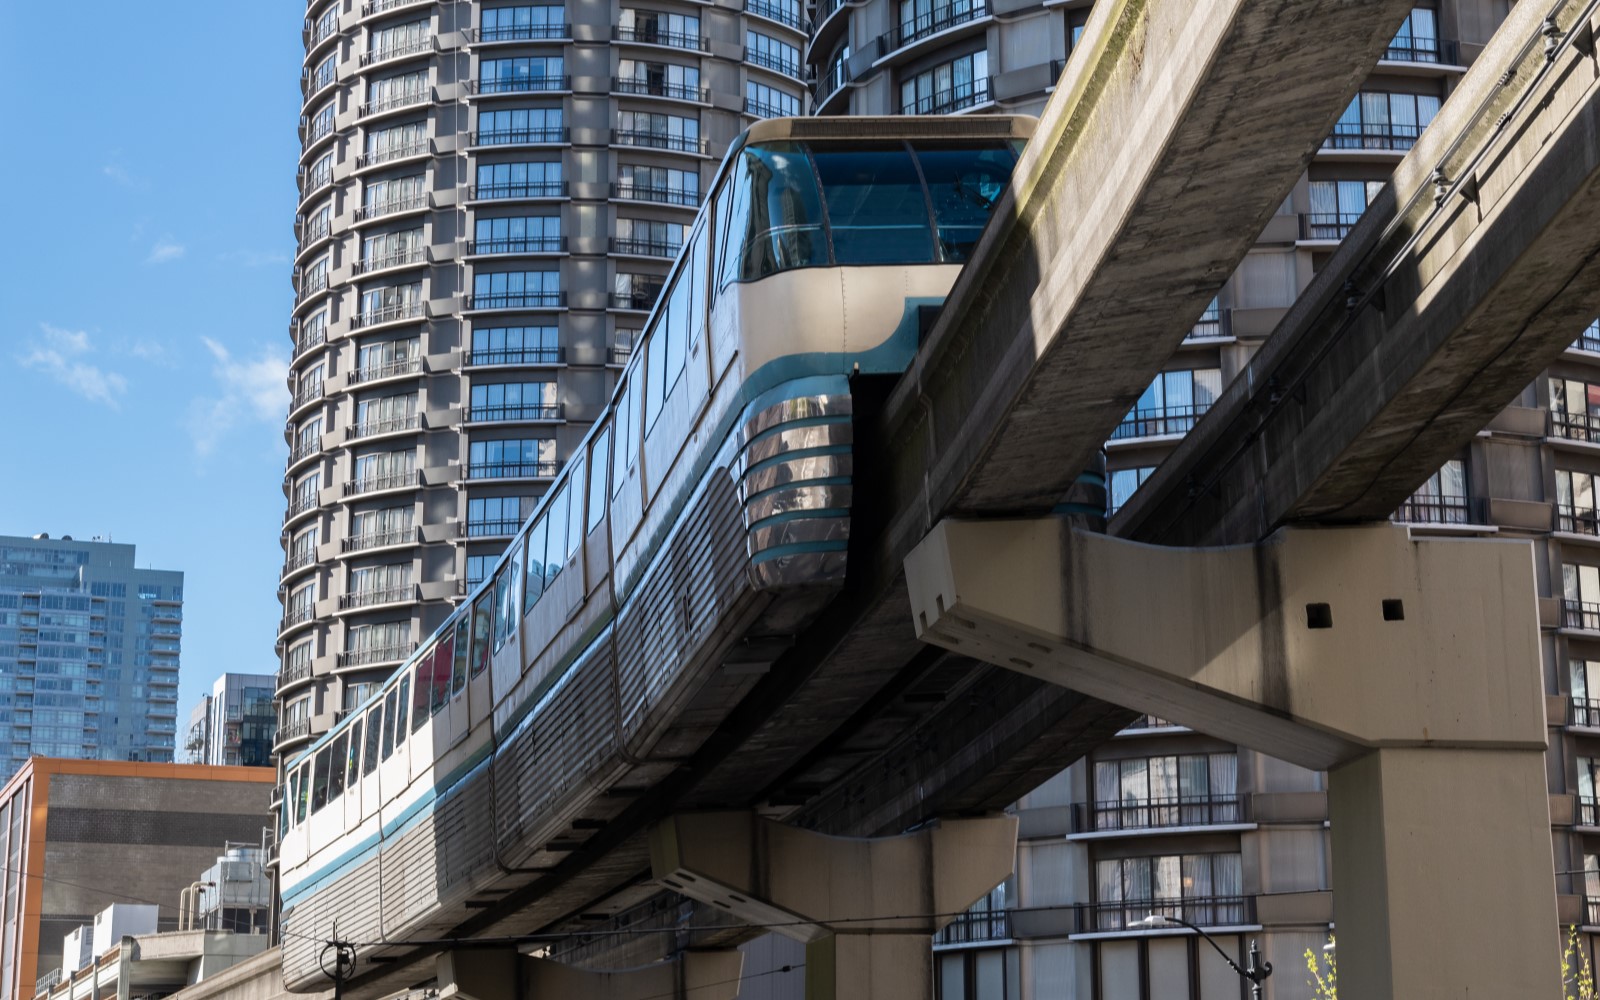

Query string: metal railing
1110 402 1212 441
339 585 412 610
1572 696 1600 728
470 127 569 146
1185 310 1230 340
1563 599 1600 631
286 492 319 520
613 129 706 154
467 236 566 255
612 183 699 206
288 439 321 467
468 347 561 366
357 140 430 169
303 113 335 145
299 216 332 246
355 193 428 220
745 0 805 30
470 76 570 94
613 26 707 50
467 461 559 479
343 471 419 496
341 528 413 552
1573 327 1600 353
360 90 429 117
355 247 427 274
1322 122 1424 152
363 0 429 17
355 302 426 327
275 719 312 745
609 344 634 364
895 0 990 48
744 97 798 119
610 238 682 258
465 519 522 537
1082 796 1243 832
279 606 316 633
1383 38 1459 63
1559 505 1600 536
1300 212 1363 241
745 48 800 76
468 292 564 310
614 78 708 101
470 180 567 200
361 36 433 65
277 659 313 689
37 969 62 995
470 23 570 42
293 328 326 361
610 290 660 310
468 403 562 423
933 908 1010 946
1119 714 1183 732
348 413 421 439
1080 895 1253 933
296 272 329 302
337 644 415 668
350 357 422 384
899 80 993 115
1391 494 1475 525
1582 795 1600 827
1552 410 1600 442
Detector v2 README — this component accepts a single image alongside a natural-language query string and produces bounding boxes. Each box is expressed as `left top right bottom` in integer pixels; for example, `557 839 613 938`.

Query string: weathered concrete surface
905 518 1558 998
438 949 743 1000
1116 0 1600 545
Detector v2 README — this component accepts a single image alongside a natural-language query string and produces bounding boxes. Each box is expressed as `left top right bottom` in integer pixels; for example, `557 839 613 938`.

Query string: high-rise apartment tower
0 534 182 775
277 0 809 758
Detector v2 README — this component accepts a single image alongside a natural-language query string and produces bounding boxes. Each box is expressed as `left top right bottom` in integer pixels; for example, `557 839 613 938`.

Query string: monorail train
277 114 1036 992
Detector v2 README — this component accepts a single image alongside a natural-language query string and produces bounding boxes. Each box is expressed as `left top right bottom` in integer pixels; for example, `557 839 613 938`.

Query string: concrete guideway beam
904 518 1557 998
648 812 1017 1000
882 0 1418 527
436 948 742 1000
1116 0 1600 546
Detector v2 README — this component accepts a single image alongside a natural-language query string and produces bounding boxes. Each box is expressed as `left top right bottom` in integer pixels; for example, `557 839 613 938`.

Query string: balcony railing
348 413 421 439
339 585 412 610
293 328 326 360
744 48 800 76
1582 795 1600 827
277 659 313 689
613 26 707 50
470 180 567 200
337 643 415 668
296 272 329 303
470 76 571 94
299 216 332 246
468 461 559 479
1185 310 1230 341
613 129 707 154
1110 402 1212 441
364 0 430 14
1552 410 1600 442
286 492 320 520
469 23 570 42
357 140 430 169
612 183 699 207
350 357 422 384
609 344 634 365
467 292 564 310
1563 599 1600 631
1300 212 1363 241
1391 494 1475 525
1573 697 1600 728
288 438 321 467
1382 38 1458 64
613 78 708 101
900 80 993 116
470 127 569 146
355 193 428 220
279 605 316 633
341 528 413 552
744 97 798 119
1322 123 1424 152
275 719 312 745
354 247 427 274
1573 326 1600 353
933 908 1010 946
1119 713 1184 732
1082 796 1243 833
468 403 562 423
468 347 561 366
745 0 805 30
611 290 660 311
343 471 419 496
360 90 429 117
1080 895 1253 933
361 36 433 66
303 113 335 145
895 0 990 48
1559 505 1600 536
467 236 566 255
465 519 522 538
610 238 682 258
355 302 426 327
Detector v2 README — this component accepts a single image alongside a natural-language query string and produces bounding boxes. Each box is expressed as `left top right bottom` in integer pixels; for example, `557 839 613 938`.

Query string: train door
448 616 474 744
342 715 364 831
379 678 410 808
359 699 384 822
409 656 436 785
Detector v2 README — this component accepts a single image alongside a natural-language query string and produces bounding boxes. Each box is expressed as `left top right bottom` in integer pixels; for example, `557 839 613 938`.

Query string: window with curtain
1327 91 1442 150
1564 563 1600 630
1551 377 1600 441
1113 369 1222 440
1306 179 1384 240
1387 8 1440 62
1093 854 1244 931
899 51 989 115
1394 458 1468 524
1108 467 1154 515
1092 753 1239 830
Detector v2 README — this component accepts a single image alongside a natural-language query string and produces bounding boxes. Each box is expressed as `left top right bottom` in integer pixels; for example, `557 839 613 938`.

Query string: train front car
275 114 1033 998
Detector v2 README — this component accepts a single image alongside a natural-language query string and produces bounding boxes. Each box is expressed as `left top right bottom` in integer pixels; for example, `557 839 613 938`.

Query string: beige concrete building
276 0 808 758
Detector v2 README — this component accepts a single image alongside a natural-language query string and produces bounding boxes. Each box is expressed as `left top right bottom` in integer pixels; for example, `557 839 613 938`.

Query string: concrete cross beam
905 518 1558 999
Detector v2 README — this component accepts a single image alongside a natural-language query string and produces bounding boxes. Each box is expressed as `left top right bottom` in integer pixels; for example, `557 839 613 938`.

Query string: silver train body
276 114 1035 993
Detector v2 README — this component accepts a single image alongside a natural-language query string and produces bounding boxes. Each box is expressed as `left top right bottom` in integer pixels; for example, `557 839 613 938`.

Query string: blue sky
0 3 306 719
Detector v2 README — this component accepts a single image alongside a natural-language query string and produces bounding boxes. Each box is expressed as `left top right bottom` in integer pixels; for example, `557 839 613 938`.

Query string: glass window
472 593 494 676
727 142 827 284
899 51 989 114
524 515 549 610
411 656 433 732
453 617 471 693
587 428 612 531
394 674 411 745
431 635 454 713
812 144 934 265
746 81 800 118
911 142 1017 262
362 705 383 775
381 688 399 760
310 747 331 813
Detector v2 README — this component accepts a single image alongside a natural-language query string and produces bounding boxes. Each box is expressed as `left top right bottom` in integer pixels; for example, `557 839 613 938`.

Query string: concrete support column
436 948 742 1000
648 811 1018 1000
904 519 1560 998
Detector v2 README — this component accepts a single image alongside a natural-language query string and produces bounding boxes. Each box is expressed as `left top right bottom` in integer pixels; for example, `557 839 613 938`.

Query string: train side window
545 485 570 585
612 379 637 495
297 763 311 823
311 748 331 814
328 732 348 803
394 674 411 745
472 593 494 677
665 270 688 390
493 566 513 651
717 161 752 291
288 769 303 827
586 428 611 533
411 658 431 733
362 705 382 776
380 688 398 761
452 617 471 694
645 314 670 432
687 228 707 348
523 516 548 611
430 637 453 715
345 721 363 788
566 453 586 557
734 143 828 280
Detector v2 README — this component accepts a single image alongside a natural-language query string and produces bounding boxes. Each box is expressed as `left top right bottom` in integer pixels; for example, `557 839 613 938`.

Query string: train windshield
724 138 1018 285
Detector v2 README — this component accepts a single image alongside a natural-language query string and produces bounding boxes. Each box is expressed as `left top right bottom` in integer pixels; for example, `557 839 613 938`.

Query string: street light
1135 913 1273 1000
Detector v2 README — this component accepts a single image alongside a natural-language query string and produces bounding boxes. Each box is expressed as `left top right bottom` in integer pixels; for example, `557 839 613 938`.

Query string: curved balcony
276 659 314 693
341 528 417 554
295 272 331 306
353 301 428 329
898 78 994 116
467 347 563 367
356 139 431 170
337 644 416 669
284 491 322 527
465 236 567 256
465 291 566 311
361 35 435 68
361 0 432 20
744 0 807 33
287 380 325 419
354 247 429 276
468 180 568 202
337 585 415 612
881 0 991 57
354 192 430 224
286 437 324 472
346 413 423 442
466 461 560 480
613 78 709 103
743 97 797 119
612 25 708 52
611 183 699 208
296 165 335 211
610 237 682 259
292 327 327 363
303 11 343 64
465 403 563 424
273 718 313 752
745 47 802 78
299 111 338 151
278 605 318 639
359 89 431 120
343 470 422 497
281 548 319 582
469 127 570 148
807 0 860 63
350 357 423 386
466 76 572 96
301 73 338 110
466 23 571 44
612 130 707 155
1109 402 1211 442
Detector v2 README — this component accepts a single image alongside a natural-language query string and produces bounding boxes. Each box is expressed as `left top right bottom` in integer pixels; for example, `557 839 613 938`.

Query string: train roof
737 114 1038 149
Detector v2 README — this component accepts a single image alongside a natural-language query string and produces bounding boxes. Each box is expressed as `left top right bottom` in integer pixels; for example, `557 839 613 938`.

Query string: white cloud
146 239 186 265
188 338 288 456
19 326 128 408
102 164 135 187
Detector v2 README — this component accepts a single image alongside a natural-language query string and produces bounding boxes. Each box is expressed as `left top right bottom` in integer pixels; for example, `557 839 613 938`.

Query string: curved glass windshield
719 138 1019 287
